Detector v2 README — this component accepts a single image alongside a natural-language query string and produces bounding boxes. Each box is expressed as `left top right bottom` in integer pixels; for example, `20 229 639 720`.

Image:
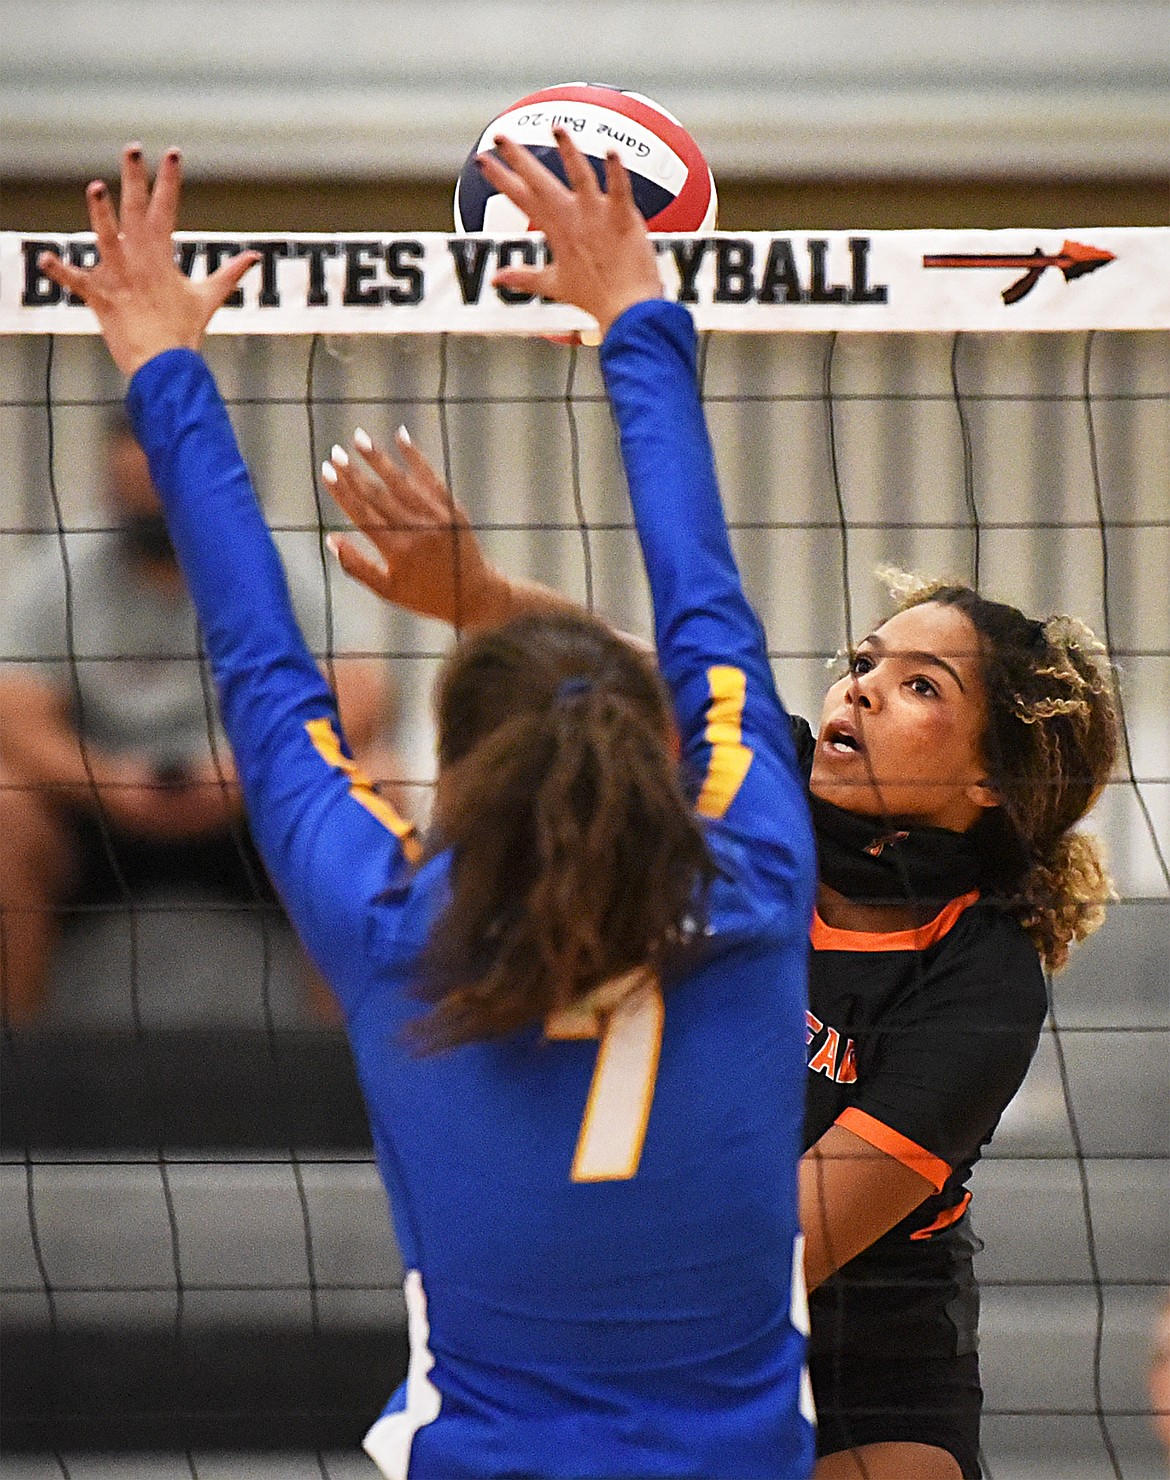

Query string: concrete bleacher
2 893 1166 1476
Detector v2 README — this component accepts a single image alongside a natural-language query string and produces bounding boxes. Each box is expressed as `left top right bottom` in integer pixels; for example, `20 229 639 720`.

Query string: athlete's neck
815 881 940 933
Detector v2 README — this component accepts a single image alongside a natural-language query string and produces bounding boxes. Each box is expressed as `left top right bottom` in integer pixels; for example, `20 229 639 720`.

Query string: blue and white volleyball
454 83 717 234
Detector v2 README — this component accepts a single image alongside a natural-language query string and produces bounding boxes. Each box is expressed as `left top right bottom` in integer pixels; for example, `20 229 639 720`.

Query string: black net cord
1046 981 1124 1480
1082 332 1170 890
20 1155 71 1478
298 333 336 1480
818 326 875 1480
46 335 201 1475
1071 328 1170 1478
162 334 337 1475
950 332 981 589
0 509 44 1462
823 330 855 651
564 339 595 615
436 332 464 646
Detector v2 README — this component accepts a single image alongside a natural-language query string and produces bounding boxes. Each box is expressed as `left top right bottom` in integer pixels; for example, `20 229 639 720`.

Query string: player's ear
965 777 999 812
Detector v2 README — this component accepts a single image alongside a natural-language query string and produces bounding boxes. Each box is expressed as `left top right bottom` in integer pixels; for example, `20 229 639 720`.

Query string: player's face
809 601 999 833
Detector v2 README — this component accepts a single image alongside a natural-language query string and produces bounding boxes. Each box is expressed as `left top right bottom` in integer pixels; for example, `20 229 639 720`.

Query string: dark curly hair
883 570 1120 970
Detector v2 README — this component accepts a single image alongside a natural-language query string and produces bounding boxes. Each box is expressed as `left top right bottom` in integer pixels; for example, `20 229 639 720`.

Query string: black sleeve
843 907 1048 1183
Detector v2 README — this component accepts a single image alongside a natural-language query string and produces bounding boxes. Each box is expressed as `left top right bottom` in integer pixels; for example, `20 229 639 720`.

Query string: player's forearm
799 1124 934 1291
600 301 772 690
127 350 339 770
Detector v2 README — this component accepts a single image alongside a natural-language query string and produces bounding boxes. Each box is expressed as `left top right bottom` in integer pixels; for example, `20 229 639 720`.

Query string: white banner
2 228 1168 335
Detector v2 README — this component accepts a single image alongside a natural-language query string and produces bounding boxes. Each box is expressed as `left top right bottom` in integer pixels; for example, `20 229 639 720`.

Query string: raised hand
321 428 512 628
36 144 260 377
478 128 663 336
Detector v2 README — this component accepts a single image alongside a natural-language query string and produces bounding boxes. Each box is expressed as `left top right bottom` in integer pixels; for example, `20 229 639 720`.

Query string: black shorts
810 1349 983 1479
64 806 277 908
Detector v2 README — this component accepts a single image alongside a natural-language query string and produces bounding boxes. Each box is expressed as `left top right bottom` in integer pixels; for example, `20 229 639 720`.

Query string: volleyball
454 83 717 234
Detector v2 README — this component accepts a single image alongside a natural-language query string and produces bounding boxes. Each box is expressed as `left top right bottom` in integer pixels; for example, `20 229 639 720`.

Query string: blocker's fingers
119 143 150 227
554 126 601 198
147 147 184 235
603 150 639 218
476 150 537 221
37 251 92 302
86 181 122 262
202 248 261 310
491 265 555 300
492 133 573 206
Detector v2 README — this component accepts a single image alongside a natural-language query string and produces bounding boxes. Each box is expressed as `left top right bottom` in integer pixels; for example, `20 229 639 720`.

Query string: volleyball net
1 228 1167 1478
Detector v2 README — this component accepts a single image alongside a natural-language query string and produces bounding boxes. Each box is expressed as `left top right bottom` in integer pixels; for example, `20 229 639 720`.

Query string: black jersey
794 720 1049 1361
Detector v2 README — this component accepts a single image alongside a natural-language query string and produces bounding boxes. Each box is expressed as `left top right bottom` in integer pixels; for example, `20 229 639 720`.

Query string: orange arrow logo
922 240 1116 304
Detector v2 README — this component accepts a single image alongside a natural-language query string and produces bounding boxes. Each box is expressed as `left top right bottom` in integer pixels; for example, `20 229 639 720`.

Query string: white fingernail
354 427 373 452
395 425 412 447
324 533 342 560
331 444 349 468
321 461 338 485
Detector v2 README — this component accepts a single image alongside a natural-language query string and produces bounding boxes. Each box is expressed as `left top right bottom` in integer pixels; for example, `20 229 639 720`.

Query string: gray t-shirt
0 529 370 769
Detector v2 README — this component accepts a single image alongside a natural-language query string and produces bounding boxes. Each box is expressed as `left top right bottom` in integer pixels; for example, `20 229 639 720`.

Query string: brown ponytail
408 610 714 1052
885 573 1121 971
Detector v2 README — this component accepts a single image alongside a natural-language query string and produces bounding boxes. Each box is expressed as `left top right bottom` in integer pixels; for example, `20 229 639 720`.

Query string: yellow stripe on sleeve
694 665 753 820
305 716 421 863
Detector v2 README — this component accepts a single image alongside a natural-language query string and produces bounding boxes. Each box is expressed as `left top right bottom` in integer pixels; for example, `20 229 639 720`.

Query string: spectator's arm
0 672 202 838
0 673 120 803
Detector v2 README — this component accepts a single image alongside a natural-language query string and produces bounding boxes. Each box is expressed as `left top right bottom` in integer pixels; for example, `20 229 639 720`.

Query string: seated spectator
0 412 396 1024
1152 1297 1170 1466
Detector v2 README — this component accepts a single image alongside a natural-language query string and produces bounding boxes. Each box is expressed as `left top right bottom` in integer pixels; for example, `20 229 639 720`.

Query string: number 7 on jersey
547 980 665 1182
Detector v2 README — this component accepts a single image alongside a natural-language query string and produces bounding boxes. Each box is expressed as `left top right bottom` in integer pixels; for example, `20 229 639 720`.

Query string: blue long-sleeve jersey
127 299 817 1480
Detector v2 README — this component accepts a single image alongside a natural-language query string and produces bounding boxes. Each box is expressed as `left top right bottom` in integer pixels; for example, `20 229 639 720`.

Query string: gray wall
2 0 1168 181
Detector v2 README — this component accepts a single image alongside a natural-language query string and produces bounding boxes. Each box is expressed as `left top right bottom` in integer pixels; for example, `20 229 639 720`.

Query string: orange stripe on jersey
910 1190 972 1240
305 717 421 863
836 1106 951 1192
810 890 979 954
695 666 753 820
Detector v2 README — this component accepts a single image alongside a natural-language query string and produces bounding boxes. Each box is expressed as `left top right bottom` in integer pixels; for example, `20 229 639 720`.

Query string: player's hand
36 144 260 377
322 428 512 628
478 127 663 336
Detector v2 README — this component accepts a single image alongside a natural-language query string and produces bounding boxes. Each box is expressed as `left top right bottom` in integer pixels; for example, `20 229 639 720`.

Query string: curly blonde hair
882 571 1120 971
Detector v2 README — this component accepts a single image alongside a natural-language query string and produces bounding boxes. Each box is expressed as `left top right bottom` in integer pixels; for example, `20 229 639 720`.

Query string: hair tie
556 676 593 704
